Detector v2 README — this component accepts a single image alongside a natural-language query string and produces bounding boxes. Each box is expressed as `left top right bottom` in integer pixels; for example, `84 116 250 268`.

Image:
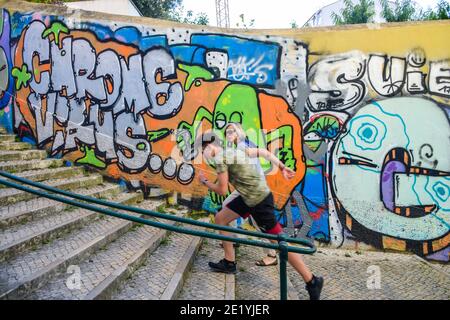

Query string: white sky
182 0 444 28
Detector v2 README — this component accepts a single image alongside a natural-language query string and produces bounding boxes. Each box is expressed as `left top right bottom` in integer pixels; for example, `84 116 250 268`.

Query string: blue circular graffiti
422 177 450 213
349 115 387 151
357 123 378 144
432 181 449 203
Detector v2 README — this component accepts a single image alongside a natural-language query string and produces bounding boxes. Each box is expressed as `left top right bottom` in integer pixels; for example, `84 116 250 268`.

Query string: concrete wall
0 1 448 262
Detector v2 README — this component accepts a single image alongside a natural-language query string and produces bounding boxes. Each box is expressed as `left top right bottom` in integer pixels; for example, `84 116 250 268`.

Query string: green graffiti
306 115 340 139
304 115 340 152
42 22 69 45
136 142 146 151
12 64 32 90
77 145 106 169
147 128 171 143
305 140 322 153
179 63 214 91
266 125 296 170
177 84 296 170
306 159 317 167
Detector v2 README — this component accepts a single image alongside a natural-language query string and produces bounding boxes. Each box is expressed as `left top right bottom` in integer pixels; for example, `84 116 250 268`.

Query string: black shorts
225 193 282 235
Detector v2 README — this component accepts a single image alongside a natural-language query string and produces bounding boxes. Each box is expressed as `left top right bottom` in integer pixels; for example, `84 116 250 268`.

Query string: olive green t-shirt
213 148 270 207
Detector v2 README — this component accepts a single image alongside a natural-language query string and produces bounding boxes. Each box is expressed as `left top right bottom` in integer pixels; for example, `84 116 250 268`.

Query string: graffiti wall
0 1 448 262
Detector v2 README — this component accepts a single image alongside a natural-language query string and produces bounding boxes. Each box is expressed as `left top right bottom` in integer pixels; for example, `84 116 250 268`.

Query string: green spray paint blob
12 64 32 90
136 143 146 151
147 128 171 143
42 22 69 45
77 146 106 169
178 63 214 91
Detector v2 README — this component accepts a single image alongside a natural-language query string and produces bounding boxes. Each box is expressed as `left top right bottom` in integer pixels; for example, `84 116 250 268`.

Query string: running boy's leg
250 193 324 300
214 207 241 262
267 239 312 282
221 190 242 248
249 215 278 266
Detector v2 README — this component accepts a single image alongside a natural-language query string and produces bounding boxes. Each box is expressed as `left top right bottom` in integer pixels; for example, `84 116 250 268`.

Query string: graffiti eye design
423 178 450 213
357 123 378 144
229 111 242 124
215 113 226 129
432 181 450 202
349 115 387 151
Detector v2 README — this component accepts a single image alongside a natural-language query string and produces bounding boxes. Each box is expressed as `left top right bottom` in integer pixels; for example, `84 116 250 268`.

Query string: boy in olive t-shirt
197 132 324 300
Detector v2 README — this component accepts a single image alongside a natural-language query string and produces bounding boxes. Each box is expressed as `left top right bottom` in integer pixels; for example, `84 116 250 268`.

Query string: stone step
0 175 104 206
0 191 143 262
177 238 236 300
0 183 123 228
0 192 151 299
0 127 7 134
0 166 83 189
235 244 298 300
0 142 32 151
21 200 165 300
0 150 47 162
0 135 16 143
111 230 202 300
14 166 84 182
0 174 103 206
0 158 64 173
85 217 190 300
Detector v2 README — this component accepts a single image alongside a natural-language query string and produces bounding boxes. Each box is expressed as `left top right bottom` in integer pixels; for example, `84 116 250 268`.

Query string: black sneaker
306 275 324 300
208 259 237 274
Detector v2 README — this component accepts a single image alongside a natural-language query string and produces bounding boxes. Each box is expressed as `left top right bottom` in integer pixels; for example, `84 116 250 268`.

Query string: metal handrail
0 171 314 247
0 171 316 300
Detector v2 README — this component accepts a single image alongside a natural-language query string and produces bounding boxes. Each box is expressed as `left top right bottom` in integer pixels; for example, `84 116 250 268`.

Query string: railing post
278 234 288 301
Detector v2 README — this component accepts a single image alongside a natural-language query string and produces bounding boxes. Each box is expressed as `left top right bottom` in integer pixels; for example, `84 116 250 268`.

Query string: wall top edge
1 0 449 37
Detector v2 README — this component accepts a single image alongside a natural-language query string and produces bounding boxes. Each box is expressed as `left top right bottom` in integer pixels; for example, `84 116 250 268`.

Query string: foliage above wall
333 0 450 25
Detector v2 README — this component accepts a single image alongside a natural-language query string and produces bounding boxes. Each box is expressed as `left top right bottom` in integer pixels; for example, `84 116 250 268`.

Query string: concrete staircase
0 127 296 300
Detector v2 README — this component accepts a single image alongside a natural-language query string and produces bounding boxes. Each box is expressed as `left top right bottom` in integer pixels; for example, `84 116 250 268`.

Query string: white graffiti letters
21 21 185 170
22 21 184 117
23 21 50 95
307 51 450 112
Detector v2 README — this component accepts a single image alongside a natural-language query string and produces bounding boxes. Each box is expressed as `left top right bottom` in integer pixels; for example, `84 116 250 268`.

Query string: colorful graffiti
0 6 448 262
8 10 306 211
331 98 449 258
299 47 450 262
0 9 13 131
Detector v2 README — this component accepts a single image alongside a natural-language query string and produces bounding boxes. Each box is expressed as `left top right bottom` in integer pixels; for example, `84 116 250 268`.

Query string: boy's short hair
196 131 223 151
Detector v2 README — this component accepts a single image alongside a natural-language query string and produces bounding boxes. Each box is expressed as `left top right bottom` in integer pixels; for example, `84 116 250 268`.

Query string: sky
182 0 445 28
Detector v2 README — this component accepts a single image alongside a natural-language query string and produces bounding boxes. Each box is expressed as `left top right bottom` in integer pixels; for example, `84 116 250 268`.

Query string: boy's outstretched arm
245 148 295 179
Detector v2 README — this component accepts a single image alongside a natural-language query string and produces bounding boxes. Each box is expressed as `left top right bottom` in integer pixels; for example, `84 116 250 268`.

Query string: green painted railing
0 170 316 300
